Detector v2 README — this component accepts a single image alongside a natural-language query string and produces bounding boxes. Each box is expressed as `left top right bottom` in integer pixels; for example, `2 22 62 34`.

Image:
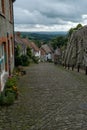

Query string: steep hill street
1 63 87 130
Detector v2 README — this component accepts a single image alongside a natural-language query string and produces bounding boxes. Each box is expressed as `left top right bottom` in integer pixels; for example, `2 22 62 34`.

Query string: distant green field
20 31 67 41
16 31 67 48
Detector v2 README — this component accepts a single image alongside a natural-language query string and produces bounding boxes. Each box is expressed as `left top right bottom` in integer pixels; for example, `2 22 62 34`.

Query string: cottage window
0 44 5 73
0 60 3 73
0 45 3 58
1 0 5 14
3 43 7 71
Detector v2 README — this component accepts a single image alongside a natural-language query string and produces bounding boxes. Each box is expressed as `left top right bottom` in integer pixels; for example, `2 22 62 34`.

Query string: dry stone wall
63 25 87 69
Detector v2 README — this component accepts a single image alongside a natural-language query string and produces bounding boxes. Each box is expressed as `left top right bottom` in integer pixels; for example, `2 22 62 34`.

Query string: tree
51 36 68 50
68 24 83 37
76 24 82 30
15 45 31 66
34 40 41 48
68 28 74 37
15 45 20 57
21 55 30 66
15 45 22 66
27 47 32 58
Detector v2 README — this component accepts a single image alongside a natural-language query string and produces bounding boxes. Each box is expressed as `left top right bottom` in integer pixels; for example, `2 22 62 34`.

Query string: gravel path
0 63 87 130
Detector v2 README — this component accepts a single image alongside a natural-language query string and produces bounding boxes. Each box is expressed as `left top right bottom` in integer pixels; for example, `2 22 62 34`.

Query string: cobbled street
1 63 87 130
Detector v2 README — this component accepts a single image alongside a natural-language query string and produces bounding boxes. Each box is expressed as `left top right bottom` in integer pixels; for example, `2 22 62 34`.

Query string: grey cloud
14 0 87 31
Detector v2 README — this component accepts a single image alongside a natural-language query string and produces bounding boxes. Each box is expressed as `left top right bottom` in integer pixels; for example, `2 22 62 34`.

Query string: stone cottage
0 0 15 92
22 38 41 60
54 48 61 64
40 44 53 61
15 32 27 56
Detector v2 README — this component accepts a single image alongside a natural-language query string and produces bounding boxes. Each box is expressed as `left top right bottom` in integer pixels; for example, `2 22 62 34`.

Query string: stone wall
63 25 87 69
0 0 14 37
0 0 15 91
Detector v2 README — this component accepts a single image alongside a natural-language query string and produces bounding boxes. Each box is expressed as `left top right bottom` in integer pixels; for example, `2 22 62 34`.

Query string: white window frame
0 44 5 73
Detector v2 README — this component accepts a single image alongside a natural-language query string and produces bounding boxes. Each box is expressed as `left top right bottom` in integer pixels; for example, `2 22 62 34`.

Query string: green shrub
5 88 14 95
5 76 17 88
15 56 22 67
0 93 4 105
27 47 32 58
0 91 15 106
32 56 39 64
48 59 52 63
21 55 30 66
5 87 18 99
5 92 15 105
0 76 18 106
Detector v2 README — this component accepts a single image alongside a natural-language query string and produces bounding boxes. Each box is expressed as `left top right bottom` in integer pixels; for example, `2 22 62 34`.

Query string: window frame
0 44 6 73
9 0 13 22
1 0 5 15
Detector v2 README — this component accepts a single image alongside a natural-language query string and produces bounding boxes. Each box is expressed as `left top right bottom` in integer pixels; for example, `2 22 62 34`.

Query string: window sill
0 12 5 18
9 20 13 24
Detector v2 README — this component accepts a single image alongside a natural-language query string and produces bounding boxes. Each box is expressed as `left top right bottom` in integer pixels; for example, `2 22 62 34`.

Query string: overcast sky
14 0 87 32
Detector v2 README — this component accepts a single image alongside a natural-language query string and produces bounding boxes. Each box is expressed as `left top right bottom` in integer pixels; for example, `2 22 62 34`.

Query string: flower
8 76 12 79
12 86 18 91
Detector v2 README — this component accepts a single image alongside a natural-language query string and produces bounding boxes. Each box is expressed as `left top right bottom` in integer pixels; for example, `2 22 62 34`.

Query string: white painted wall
45 53 52 61
35 51 41 57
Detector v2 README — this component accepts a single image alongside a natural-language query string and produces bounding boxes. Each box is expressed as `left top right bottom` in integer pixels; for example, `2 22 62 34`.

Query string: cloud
14 0 87 31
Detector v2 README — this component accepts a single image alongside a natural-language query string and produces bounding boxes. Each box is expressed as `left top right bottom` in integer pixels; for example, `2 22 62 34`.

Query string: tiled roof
30 42 39 52
15 33 40 52
15 35 26 49
40 48 46 55
22 38 30 47
22 38 39 52
54 48 61 56
41 44 52 54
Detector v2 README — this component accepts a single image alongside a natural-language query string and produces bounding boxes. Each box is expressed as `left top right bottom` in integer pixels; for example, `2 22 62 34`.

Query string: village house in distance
0 0 16 92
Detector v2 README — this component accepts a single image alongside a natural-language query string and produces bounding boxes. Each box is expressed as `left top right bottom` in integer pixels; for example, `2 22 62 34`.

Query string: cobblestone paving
1 63 87 130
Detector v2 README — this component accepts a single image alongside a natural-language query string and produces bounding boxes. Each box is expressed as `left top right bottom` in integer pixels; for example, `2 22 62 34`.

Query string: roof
15 34 26 49
30 42 39 52
22 38 30 47
54 48 61 56
22 38 40 52
40 48 46 55
41 44 52 54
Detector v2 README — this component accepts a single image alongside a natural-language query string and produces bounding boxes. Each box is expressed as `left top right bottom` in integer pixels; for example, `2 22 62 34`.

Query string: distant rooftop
41 44 52 53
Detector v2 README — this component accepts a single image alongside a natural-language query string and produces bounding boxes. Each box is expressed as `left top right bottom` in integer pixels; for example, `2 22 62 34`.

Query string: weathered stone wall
0 0 15 91
0 0 14 37
64 25 87 68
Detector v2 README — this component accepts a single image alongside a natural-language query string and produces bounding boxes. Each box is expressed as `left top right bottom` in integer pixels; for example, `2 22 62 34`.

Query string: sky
14 0 87 32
